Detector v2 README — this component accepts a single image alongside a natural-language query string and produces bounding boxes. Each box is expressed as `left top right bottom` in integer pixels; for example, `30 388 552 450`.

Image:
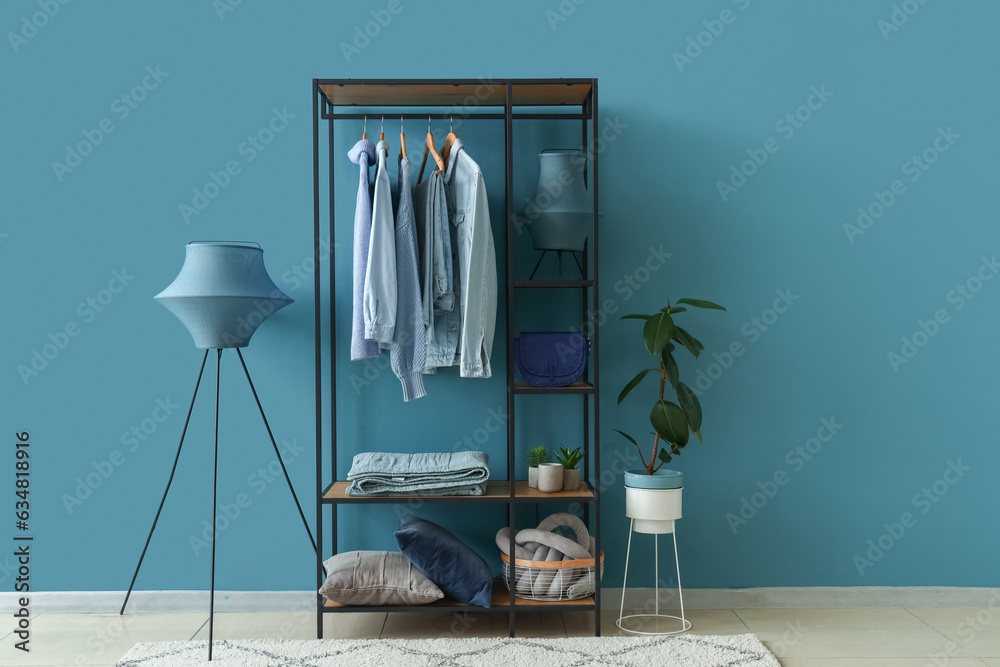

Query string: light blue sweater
389 156 427 401
348 139 379 360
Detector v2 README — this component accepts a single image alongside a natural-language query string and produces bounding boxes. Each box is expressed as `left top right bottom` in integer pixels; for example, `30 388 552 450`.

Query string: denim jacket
364 139 396 346
442 138 497 378
415 170 459 371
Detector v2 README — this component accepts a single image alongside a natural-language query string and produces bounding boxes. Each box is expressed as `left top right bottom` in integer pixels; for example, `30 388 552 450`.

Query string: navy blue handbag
514 332 589 387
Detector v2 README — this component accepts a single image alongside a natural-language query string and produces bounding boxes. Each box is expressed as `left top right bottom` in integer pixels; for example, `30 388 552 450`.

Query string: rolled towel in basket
496 521 595 598
346 451 489 496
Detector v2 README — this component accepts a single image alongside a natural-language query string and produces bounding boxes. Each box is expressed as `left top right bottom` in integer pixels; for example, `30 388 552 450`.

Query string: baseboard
3 587 998 614
605 586 1000 610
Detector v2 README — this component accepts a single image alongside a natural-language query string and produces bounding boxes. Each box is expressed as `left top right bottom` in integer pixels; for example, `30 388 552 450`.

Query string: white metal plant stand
617 485 691 635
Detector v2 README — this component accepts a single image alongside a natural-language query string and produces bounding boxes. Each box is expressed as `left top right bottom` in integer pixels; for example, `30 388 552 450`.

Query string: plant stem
648 358 668 475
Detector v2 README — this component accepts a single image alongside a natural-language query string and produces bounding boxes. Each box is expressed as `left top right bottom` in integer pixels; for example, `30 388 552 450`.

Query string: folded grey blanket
346 451 489 496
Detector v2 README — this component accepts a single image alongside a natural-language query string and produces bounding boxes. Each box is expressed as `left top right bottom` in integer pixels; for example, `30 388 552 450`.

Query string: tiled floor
2 607 998 666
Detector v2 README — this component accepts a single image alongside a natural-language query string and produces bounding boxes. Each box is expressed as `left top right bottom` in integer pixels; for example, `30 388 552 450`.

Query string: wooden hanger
441 114 458 164
399 114 407 159
418 114 445 183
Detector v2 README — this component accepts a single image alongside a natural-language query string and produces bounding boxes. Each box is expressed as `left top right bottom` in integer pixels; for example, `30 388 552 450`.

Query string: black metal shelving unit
311 78 600 637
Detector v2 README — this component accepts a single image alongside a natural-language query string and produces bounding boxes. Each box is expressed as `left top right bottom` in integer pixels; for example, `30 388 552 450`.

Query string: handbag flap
515 332 588 387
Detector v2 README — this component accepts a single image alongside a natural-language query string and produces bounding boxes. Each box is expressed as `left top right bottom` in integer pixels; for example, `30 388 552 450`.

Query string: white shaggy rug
116 635 780 666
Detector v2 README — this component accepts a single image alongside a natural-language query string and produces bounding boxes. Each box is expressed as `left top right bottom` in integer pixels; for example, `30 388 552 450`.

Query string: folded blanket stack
495 513 599 600
346 451 490 496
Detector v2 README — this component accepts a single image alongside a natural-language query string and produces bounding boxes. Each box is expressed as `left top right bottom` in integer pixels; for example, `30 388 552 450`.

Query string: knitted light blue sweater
348 139 379 361
389 156 427 401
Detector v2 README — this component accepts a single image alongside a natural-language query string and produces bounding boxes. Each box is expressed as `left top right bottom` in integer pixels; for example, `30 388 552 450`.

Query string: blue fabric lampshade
155 242 293 349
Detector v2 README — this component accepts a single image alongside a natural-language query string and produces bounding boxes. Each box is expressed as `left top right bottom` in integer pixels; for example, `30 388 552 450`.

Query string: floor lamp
119 242 317 661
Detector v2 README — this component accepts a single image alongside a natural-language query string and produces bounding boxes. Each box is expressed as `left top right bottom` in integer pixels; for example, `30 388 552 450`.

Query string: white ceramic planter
537 462 564 493
625 486 682 534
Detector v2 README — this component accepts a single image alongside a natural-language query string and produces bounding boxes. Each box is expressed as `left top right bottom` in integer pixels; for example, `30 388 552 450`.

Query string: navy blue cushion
394 517 492 607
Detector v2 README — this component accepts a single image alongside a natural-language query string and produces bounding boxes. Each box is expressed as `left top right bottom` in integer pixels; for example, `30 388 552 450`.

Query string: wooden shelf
319 80 592 107
324 582 595 611
514 381 594 395
323 480 594 504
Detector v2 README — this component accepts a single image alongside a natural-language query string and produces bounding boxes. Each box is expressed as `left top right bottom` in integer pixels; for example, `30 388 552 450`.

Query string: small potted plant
527 446 550 489
555 446 585 491
615 297 725 533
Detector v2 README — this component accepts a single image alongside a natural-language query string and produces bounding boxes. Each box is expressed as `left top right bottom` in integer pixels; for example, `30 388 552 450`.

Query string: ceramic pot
537 462 565 493
528 466 539 489
516 149 596 252
624 469 683 534
562 467 581 491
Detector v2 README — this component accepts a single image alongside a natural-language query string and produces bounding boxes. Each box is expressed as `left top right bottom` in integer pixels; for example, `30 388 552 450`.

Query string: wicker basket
500 552 604 601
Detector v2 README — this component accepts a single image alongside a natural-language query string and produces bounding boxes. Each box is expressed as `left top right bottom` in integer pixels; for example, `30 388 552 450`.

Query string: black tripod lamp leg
120 349 210 616
208 349 221 661
235 348 318 556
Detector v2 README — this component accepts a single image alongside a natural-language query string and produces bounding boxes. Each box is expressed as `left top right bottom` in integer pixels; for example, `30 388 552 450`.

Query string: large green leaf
613 429 638 447
661 349 679 387
672 325 704 358
675 298 726 311
621 314 652 321
650 400 689 447
643 312 675 354
618 368 658 405
674 382 702 434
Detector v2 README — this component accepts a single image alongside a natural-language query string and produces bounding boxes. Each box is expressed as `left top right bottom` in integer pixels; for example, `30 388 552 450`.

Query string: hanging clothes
389 155 427 401
364 139 397 347
441 137 497 378
416 169 459 372
348 139 379 361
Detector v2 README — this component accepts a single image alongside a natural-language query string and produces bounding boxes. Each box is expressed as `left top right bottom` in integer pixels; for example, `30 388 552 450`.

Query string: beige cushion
319 551 444 606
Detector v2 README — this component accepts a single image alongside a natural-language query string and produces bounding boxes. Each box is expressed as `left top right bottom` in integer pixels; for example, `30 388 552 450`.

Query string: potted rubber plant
555 446 585 491
527 446 550 489
614 297 725 533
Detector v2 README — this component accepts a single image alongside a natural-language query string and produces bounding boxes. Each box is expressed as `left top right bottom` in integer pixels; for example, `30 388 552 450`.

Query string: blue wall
3 0 997 593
